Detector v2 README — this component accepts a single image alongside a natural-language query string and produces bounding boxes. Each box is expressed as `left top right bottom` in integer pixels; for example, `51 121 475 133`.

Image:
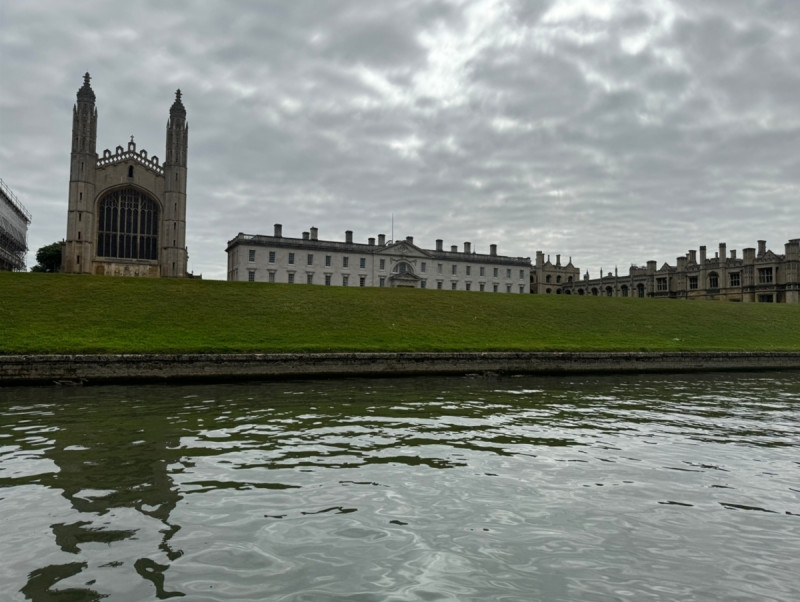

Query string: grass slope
1 272 799 354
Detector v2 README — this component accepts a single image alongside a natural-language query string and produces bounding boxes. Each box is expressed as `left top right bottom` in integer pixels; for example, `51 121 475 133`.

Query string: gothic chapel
62 73 189 277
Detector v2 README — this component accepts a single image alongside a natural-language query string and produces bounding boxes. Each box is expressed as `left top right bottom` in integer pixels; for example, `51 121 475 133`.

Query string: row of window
246 249 526 279
246 270 525 292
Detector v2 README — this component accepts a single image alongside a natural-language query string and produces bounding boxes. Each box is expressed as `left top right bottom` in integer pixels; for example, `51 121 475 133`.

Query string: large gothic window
96 188 159 260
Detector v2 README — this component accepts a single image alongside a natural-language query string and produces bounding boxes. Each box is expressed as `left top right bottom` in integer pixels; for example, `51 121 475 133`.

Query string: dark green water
1 372 799 601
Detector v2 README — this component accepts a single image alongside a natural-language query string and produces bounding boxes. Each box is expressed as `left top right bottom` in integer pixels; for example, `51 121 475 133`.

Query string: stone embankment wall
2 352 800 385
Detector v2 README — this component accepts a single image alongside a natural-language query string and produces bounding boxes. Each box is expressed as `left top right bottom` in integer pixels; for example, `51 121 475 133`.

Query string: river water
1 372 799 601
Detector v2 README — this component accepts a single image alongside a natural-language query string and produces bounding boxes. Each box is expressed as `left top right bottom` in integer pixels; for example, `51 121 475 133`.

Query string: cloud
1 0 798 279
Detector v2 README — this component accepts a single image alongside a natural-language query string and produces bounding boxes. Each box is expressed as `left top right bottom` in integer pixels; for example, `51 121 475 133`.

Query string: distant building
61 73 189 277
530 251 580 295
227 225 531 293
546 240 799 304
0 178 31 271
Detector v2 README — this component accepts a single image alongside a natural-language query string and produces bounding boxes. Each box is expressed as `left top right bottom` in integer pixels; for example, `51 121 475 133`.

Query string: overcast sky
2 0 799 280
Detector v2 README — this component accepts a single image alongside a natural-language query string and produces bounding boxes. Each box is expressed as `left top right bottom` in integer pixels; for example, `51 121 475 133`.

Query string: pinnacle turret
170 89 186 118
77 72 95 103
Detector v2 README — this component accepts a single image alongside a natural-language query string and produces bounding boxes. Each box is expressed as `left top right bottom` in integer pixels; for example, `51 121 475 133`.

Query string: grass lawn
1 271 799 354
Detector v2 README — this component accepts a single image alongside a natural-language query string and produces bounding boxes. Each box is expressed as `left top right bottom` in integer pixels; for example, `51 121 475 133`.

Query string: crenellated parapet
97 138 164 175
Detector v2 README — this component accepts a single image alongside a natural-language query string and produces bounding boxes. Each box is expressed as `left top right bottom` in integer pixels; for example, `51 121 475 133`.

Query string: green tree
31 241 63 272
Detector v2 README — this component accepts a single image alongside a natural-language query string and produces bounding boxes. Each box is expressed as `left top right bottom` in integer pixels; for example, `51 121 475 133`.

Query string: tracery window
97 188 159 260
394 262 413 274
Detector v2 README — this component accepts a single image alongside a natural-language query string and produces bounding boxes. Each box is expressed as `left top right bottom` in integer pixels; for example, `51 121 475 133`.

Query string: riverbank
3 351 800 385
3 272 800 354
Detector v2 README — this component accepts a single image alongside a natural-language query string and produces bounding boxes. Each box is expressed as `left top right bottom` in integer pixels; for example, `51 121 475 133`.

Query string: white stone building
226 225 531 293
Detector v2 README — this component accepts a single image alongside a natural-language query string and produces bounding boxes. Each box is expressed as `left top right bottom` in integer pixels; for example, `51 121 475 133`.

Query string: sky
2 0 799 280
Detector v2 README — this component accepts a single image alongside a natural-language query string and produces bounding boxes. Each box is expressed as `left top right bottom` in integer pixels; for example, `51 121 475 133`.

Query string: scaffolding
0 178 32 271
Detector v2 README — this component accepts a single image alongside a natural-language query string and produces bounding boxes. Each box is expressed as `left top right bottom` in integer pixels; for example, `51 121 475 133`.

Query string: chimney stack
758 240 766 256
556 254 561 266
378 234 385 246
490 244 497 256
689 250 697 263
345 230 353 244
464 242 471 254
302 231 309 241
699 245 707 264
436 239 443 251
451 245 458 252
406 236 414 245
274 223 282 237
368 237 375 246
719 242 726 262
310 227 318 241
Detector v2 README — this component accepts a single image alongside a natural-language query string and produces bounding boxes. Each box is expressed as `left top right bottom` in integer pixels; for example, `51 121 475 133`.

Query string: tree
31 241 63 272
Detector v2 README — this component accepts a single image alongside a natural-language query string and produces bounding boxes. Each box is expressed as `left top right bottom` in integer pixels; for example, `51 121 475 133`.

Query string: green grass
1 271 799 354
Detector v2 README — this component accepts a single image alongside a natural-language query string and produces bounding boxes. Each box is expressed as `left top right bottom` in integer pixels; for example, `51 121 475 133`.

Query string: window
466 282 471 291
307 273 314 284
758 294 774 303
480 283 485 292
343 256 349 268
380 259 385 270
520 270 524 279
708 273 719 288
657 278 667 291
360 257 366 269
268 271 275 283
730 272 740 287
466 266 471 276
556 275 561 283
637 283 645 298
380 277 385 287
493 284 498 292
506 284 511 293
451 282 457 290
493 268 498 278
288 252 295 265
438 263 443 274
480 267 485 277
421 262 426 273
325 255 331 267
307 254 313 265
689 276 698 290
325 274 331 286
546 275 551 283
451 265 457 275
96 188 159 260
343 275 349 286
520 285 525 294
758 268 773 284
288 273 295 284
621 285 628 297
359 276 365 287
248 271 255 282
268 251 275 263
421 280 426 289
506 269 512 278
437 281 443 289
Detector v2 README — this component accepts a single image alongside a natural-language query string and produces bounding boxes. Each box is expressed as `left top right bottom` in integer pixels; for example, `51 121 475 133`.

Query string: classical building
548 239 799 303
227 225 531 293
62 74 189 277
0 177 31 271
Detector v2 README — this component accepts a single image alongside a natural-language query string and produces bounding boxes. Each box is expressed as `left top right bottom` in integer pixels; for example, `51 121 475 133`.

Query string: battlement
97 139 164 175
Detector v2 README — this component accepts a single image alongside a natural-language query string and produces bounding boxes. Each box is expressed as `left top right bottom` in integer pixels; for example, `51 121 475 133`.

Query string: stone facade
0 178 30 272
227 225 531 293
61 74 189 278
530 251 580 295
541 239 800 303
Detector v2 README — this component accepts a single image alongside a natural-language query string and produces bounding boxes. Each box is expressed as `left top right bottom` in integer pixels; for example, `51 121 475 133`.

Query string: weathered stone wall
2 352 800 386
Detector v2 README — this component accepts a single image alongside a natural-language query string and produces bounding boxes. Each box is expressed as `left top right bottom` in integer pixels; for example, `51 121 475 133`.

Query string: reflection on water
1 373 799 601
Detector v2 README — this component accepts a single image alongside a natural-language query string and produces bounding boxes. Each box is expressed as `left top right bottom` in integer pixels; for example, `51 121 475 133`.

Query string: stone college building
227 225 531 293
61 74 189 277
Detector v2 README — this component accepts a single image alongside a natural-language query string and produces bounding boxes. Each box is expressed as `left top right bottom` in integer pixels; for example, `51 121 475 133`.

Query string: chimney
490 244 497 256
274 223 282 237
406 236 414 245
378 234 385 246
436 239 443 251
719 242 726 262
758 240 766 256
556 254 561 267
699 245 706 264
302 231 309 241
647 260 657 273
689 250 697 263
345 230 353 244
310 227 318 241
743 247 756 264
730 249 737 260
464 242 471 253
368 237 375 246
451 245 458 253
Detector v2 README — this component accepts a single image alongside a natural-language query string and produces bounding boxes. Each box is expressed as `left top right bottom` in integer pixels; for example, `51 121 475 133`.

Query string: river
1 372 798 601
